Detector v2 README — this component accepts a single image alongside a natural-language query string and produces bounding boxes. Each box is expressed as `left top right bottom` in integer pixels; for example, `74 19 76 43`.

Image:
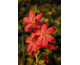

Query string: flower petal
46 58 51 63
31 32 35 38
23 17 31 24
25 37 32 43
46 35 56 43
37 21 47 26
43 54 51 63
32 51 35 58
41 24 47 32
47 44 57 50
42 37 48 47
38 44 43 48
29 10 35 19
24 24 32 32
33 27 39 32
35 13 43 21
46 27 56 34
36 36 43 46
27 43 33 53
35 30 41 36
32 44 38 53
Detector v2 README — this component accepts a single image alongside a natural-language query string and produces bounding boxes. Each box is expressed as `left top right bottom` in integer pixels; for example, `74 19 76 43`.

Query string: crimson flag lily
38 43 57 50
35 24 56 47
25 33 38 54
23 10 47 32
47 44 57 50
43 54 51 63
32 51 35 58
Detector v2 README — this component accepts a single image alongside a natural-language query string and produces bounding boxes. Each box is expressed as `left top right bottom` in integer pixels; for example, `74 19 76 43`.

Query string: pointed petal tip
29 10 35 18
46 35 56 43
41 24 47 32
45 27 57 34
40 13 43 16
31 32 35 38
53 27 57 32
24 24 32 32
27 43 33 53
23 17 31 24
47 44 57 50
25 38 32 43
29 10 34 13
35 13 43 21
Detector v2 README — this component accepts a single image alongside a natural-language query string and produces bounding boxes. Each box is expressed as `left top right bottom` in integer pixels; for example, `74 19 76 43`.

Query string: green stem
38 52 46 60
38 54 42 60
35 53 38 65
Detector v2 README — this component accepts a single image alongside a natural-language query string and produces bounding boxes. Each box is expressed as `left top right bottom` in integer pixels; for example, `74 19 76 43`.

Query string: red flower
32 51 35 58
43 54 51 63
47 44 57 50
23 10 47 32
35 24 56 47
25 33 38 53
38 43 57 50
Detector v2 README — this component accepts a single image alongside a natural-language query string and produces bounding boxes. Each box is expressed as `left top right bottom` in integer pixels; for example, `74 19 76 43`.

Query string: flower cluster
23 10 57 63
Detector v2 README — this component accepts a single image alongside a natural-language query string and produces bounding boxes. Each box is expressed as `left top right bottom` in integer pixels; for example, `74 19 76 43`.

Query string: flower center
32 22 35 25
42 32 45 36
32 40 36 43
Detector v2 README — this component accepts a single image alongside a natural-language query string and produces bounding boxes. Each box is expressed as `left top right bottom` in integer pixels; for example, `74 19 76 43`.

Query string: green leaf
34 3 38 13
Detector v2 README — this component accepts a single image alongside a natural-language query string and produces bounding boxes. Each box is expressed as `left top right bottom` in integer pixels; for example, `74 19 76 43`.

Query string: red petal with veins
46 35 56 43
25 37 32 43
29 10 35 20
45 27 56 34
32 44 38 53
31 32 35 38
41 24 47 32
47 44 57 50
35 13 43 22
35 30 41 36
27 43 33 53
24 24 32 32
42 37 48 47
36 36 43 46
23 17 31 24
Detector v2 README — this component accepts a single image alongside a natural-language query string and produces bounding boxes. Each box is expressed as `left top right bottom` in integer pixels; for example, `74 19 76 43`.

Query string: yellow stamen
32 40 36 43
42 33 45 36
32 22 35 25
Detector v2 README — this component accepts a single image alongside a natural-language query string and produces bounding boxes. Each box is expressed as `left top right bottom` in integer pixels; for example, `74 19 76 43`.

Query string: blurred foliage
18 0 61 65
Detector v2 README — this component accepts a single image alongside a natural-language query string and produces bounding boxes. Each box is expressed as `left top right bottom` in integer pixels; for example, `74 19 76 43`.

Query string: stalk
35 53 38 65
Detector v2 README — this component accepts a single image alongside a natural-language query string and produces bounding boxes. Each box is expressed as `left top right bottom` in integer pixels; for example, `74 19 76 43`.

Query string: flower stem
38 52 46 60
38 54 42 60
35 53 38 65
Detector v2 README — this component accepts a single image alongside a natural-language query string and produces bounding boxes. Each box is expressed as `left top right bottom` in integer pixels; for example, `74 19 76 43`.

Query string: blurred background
18 0 61 65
